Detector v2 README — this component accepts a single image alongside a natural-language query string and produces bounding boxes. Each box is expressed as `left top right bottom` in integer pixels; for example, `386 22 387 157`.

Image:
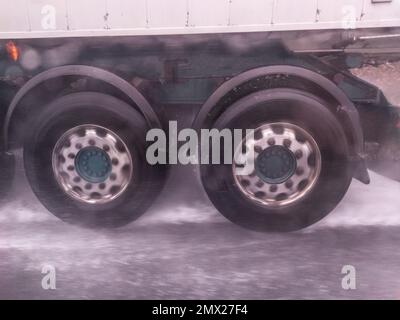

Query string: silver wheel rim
233 122 322 207
52 124 133 204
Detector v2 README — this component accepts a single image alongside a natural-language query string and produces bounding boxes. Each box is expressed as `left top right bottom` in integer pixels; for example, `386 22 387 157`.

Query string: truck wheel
200 89 353 232
23 92 166 228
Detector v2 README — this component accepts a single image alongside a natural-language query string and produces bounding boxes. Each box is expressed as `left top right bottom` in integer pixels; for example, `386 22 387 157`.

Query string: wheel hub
75 146 112 183
233 122 321 207
255 145 296 184
52 124 133 204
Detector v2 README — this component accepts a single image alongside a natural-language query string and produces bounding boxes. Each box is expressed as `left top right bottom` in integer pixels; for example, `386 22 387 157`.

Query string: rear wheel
200 89 353 232
24 92 166 228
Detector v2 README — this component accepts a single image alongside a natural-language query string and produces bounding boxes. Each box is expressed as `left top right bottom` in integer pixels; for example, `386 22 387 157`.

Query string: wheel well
193 65 364 157
193 65 370 184
4 65 161 150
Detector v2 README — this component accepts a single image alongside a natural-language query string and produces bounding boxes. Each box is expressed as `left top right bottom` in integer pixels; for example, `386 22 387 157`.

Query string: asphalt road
1 152 400 300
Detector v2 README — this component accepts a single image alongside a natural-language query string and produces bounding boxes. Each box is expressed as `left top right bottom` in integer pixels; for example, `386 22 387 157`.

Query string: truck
1 0 400 232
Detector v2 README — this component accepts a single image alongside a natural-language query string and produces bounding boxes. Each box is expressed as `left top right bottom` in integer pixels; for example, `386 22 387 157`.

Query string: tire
23 92 166 228
200 89 353 232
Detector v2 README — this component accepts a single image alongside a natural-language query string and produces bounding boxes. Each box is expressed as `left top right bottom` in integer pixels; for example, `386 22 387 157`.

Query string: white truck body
0 0 400 39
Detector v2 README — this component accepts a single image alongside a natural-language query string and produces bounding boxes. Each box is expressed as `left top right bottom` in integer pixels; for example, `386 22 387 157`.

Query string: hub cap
233 122 321 207
52 124 133 204
255 145 297 184
75 146 112 183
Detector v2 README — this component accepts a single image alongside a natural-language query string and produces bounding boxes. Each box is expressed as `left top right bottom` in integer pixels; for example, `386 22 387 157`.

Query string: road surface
1 152 400 300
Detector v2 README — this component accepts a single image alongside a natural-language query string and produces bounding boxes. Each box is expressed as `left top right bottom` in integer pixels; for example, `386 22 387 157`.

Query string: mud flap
352 155 370 184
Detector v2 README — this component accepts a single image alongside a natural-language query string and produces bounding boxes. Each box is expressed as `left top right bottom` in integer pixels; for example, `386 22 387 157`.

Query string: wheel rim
233 122 321 207
52 124 133 204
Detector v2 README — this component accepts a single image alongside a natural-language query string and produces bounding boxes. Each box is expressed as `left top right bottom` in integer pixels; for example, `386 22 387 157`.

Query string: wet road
1 152 400 300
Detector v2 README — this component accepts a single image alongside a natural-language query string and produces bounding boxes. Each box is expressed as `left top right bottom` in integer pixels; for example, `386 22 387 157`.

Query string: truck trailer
1 0 400 231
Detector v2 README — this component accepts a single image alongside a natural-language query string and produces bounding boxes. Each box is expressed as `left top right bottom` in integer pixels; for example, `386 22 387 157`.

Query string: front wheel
24 92 166 228
200 89 353 232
